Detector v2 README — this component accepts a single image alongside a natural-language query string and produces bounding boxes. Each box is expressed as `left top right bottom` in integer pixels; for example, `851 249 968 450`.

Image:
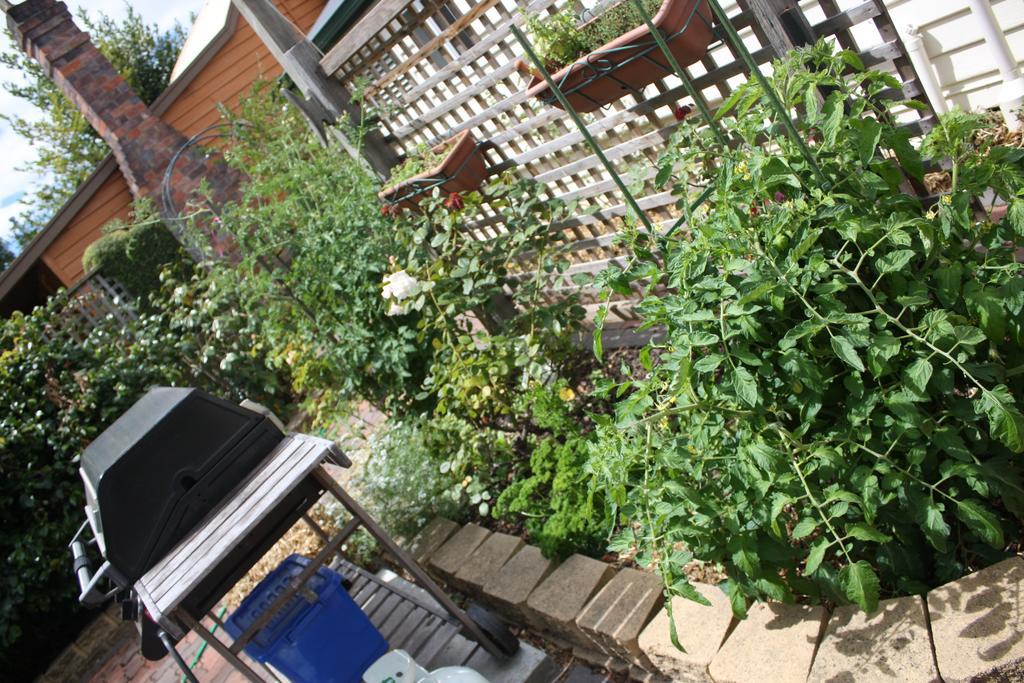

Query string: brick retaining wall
37 605 135 683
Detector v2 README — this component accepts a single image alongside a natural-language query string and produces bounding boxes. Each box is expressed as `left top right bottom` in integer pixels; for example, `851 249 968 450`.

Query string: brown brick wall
36 605 134 683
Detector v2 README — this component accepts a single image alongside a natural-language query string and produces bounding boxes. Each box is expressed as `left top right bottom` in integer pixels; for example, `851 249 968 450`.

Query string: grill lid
80 387 284 582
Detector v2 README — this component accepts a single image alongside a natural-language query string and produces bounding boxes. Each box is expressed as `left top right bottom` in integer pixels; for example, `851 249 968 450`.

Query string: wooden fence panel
320 0 934 329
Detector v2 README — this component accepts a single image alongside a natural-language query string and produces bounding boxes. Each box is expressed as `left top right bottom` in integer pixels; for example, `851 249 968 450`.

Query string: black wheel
467 602 520 657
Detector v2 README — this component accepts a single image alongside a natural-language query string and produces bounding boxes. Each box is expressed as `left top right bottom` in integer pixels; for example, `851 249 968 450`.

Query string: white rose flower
388 301 410 316
382 270 419 302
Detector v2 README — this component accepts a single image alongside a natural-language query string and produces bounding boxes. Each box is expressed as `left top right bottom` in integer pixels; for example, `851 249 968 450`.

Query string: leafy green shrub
200 83 427 410
0 272 287 674
588 42 1024 615
496 433 609 559
388 174 585 422
82 199 188 304
142 263 294 410
354 414 517 539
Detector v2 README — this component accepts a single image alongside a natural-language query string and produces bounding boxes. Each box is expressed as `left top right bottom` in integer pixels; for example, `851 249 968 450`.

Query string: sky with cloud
0 0 203 252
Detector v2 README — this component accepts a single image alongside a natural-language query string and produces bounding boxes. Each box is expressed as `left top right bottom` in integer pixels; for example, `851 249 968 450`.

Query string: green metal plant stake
511 24 656 234
629 0 728 146
627 0 726 240
704 0 827 186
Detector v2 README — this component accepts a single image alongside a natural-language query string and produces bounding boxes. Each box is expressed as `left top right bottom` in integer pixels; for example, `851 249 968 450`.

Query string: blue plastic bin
225 554 389 683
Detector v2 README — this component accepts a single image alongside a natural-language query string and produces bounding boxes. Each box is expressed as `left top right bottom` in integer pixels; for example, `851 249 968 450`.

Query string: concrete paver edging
411 519 1024 683
453 531 525 594
808 595 939 682
708 602 827 683
428 522 491 582
637 585 736 683
407 517 461 564
576 567 664 668
927 556 1024 682
483 544 556 620
524 553 615 647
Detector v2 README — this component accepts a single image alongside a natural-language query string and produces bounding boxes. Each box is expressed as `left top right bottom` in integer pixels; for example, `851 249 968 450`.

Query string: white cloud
0 0 202 247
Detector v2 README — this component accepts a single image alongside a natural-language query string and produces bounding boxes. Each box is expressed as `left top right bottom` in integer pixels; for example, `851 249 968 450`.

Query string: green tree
0 5 187 248
0 239 13 271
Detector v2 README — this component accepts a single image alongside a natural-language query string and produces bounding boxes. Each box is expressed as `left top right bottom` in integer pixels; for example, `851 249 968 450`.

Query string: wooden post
742 0 798 58
767 0 817 47
229 0 399 179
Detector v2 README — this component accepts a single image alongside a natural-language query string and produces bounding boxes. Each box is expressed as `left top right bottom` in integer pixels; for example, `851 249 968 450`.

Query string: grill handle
70 521 114 606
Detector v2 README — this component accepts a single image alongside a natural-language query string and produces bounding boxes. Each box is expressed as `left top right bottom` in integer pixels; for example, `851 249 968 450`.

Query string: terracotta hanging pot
378 130 488 211
519 0 714 113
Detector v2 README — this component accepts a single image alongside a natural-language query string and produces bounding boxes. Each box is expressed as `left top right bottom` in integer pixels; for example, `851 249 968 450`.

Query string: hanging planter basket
378 130 490 211
518 0 714 113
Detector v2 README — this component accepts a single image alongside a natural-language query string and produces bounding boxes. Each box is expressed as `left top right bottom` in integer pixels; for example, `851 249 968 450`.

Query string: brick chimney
3 0 239 254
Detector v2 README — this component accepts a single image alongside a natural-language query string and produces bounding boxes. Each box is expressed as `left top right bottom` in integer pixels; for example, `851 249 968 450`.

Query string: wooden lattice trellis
44 271 137 343
318 0 935 329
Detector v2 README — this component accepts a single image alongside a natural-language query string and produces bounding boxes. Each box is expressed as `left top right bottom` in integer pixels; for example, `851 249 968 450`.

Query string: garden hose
179 606 228 683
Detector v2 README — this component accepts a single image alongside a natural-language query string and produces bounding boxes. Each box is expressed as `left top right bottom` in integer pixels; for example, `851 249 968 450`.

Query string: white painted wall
816 0 1024 114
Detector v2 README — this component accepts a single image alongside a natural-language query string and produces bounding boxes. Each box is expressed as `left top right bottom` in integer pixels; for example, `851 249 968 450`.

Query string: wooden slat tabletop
135 433 337 637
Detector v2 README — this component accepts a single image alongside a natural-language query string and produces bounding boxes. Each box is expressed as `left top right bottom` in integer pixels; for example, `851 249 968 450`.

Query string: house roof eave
0 155 119 303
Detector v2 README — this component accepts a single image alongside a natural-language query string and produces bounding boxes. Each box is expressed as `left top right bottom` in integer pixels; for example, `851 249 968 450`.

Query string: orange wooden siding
42 0 325 286
162 0 325 136
42 171 133 285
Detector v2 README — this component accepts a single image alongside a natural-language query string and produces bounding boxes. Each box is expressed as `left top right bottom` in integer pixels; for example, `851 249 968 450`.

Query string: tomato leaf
831 336 865 372
920 501 950 552
956 499 1004 548
804 539 829 575
733 366 759 407
981 385 1024 453
904 358 933 394
792 518 817 540
840 560 880 612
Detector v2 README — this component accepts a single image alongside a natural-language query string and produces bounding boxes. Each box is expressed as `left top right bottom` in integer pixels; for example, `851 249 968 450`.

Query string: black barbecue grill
70 387 517 680
71 388 331 660
78 387 285 588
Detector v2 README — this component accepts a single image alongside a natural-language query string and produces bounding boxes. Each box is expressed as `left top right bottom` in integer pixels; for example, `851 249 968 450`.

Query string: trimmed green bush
82 201 187 303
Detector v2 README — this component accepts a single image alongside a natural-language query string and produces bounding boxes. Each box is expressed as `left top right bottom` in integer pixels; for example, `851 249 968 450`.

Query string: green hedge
82 206 186 303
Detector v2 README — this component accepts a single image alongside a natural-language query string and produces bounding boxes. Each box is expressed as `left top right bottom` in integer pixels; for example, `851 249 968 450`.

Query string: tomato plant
588 42 1024 615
